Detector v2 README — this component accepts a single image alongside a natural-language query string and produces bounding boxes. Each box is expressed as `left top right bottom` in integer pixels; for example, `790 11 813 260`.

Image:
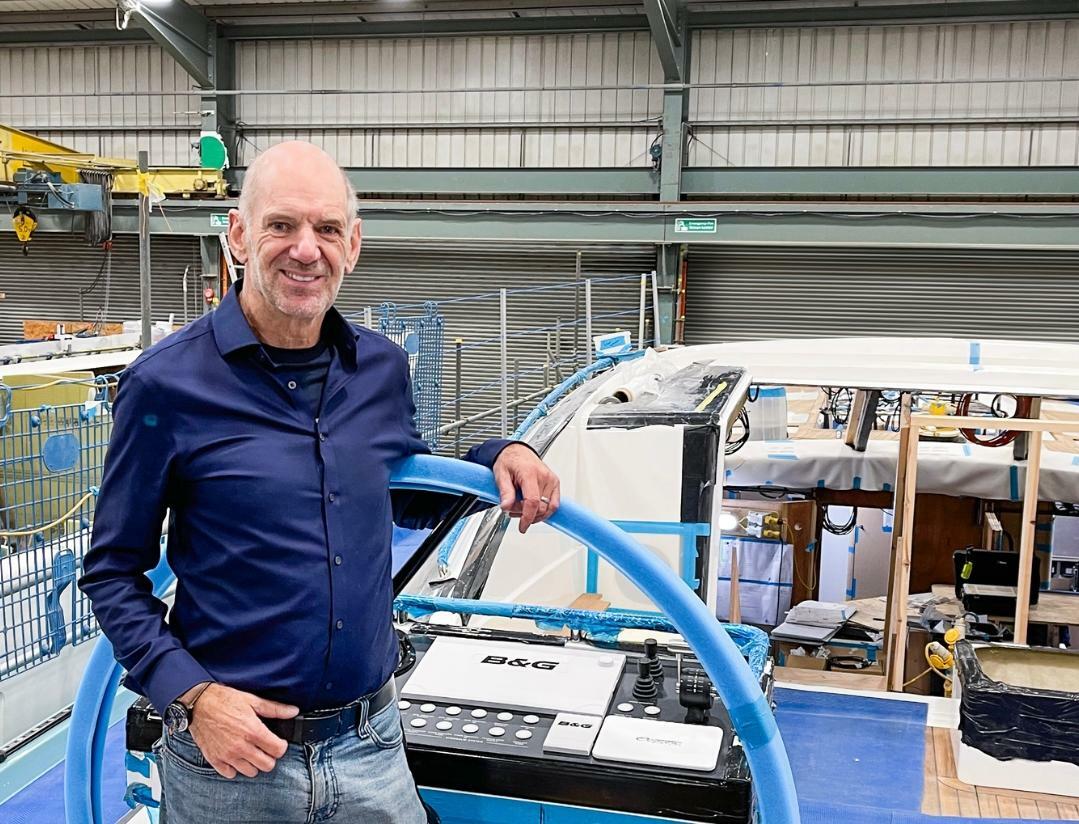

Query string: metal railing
0 374 116 681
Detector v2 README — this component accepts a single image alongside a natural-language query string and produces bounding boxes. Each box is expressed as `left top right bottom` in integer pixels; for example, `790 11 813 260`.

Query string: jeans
155 701 431 824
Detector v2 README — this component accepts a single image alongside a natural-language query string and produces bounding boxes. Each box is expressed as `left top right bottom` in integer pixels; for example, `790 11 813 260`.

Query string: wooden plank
1017 797 1041 818
1037 799 1062 819
728 543 741 624
1014 429 1044 645
889 417 921 691
909 413 1079 433
978 788 1002 817
772 667 887 691
1057 802 1079 821
997 795 1021 817
22 319 125 338
957 786 981 816
922 729 942 814
882 394 912 686
933 728 956 779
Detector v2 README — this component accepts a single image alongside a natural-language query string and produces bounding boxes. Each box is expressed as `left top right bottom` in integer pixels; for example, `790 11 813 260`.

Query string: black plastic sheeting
955 640 1079 766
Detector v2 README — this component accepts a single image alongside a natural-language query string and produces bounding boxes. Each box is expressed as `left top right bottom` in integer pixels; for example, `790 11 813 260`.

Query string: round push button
398 701 412 711
644 706 661 716
470 708 488 719
435 721 453 731
462 723 479 734
489 727 506 737
446 707 462 716
515 730 533 740
496 712 513 722
522 714 539 724
420 703 436 713
409 718 427 729
617 703 634 713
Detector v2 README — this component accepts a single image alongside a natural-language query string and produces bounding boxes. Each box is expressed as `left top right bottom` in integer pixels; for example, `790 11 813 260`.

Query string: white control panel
592 716 723 772
401 637 625 716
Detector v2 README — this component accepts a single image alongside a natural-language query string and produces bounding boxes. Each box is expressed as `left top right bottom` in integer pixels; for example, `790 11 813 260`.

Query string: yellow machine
1 124 229 198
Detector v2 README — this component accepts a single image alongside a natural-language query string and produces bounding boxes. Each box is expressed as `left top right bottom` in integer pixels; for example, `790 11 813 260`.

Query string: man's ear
346 218 362 271
227 209 248 263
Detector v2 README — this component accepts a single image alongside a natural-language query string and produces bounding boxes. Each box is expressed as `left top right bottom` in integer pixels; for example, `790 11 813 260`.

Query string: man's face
229 156 361 322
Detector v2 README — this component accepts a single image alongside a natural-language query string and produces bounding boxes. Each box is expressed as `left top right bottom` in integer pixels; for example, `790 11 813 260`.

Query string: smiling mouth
282 271 321 284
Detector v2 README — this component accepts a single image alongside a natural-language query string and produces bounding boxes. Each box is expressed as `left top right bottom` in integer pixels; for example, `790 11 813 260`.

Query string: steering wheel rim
65 454 799 824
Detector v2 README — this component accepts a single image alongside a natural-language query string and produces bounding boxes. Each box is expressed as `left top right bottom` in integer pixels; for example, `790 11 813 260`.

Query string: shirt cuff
463 438 537 468
141 648 216 714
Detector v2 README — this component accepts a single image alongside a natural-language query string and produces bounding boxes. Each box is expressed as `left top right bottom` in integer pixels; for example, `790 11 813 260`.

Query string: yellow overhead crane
2 124 229 252
1 124 229 198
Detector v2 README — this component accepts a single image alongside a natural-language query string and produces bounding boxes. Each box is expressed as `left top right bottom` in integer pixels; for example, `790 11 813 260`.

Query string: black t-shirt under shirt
263 338 333 418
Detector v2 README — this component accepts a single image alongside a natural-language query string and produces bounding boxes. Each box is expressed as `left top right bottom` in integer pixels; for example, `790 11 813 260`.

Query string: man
79 141 560 823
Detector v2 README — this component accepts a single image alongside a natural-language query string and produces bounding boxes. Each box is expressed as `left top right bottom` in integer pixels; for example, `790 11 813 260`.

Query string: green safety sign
674 218 717 233
209 213 229 228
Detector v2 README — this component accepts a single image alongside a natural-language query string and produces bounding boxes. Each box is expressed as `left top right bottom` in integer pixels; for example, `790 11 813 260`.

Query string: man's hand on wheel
184 683 299 779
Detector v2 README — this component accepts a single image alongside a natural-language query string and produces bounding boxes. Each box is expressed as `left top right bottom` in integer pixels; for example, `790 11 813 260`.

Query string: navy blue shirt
80 282 514 713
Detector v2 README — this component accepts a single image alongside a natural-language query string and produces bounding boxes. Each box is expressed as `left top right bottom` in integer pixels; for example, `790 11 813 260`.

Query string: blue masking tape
963 444 972 457
768 454 799 461
728 694 777 751
757 387 786 399
852 476 862 490
718 576 793 589
1009 465 1020 501
816 480 826 488
969 341 982 370
1073 456 1079 466
805 541 817 553
882 482 892 492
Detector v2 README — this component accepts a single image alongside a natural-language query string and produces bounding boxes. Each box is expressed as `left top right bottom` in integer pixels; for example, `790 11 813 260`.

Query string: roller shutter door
0 234 202 344
684 246 1079 344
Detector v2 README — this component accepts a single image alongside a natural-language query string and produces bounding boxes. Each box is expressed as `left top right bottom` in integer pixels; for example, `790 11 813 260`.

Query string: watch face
164 702 189 735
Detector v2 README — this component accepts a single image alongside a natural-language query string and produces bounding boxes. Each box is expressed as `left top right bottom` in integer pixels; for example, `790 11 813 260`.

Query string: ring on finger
539 496 551 504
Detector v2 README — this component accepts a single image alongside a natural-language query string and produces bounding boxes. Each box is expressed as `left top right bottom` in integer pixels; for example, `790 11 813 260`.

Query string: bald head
227 140 363 344
239 141 357 229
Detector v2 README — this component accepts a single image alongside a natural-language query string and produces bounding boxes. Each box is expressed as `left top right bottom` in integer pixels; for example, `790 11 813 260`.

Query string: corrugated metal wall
687 20 1079 166
4 18 1073 168
232 33 663 167
0 44 201 165
683 246 1079 343
0 234 203 343
336 240 655 444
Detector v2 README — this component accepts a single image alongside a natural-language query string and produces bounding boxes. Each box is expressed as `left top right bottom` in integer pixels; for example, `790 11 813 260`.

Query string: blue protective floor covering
1 717 129 824
774 687 1070 824
774 686 928 811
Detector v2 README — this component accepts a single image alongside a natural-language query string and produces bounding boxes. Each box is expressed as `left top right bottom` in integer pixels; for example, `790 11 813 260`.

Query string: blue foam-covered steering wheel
65 454 799 824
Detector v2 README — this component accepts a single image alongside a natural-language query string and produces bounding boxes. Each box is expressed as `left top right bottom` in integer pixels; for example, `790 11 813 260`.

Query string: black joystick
644 637 664 681
632 658 659 702
679 668 714 725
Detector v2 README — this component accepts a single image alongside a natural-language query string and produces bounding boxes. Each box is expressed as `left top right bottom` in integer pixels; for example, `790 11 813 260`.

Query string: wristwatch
163 700 191 735
164 682 212 735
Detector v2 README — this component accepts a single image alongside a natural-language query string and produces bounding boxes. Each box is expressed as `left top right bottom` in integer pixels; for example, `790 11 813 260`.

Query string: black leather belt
263 679 397 745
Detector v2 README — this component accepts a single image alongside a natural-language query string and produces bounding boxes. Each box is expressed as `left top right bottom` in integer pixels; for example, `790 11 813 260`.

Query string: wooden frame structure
885 412 1077 691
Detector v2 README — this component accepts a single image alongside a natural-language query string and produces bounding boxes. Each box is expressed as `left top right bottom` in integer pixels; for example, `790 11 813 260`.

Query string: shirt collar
212 279 359 367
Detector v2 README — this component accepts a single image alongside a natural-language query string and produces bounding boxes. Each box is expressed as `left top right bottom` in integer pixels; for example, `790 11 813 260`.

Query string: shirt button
334 555 343 566
328 492 336 502
287 380 297 390
319 432 327 442
335 619 344 629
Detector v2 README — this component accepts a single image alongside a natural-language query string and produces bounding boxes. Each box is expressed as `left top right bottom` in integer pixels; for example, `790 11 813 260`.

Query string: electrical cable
956 393 1033 447
725 408 750 455
822 505 858 536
